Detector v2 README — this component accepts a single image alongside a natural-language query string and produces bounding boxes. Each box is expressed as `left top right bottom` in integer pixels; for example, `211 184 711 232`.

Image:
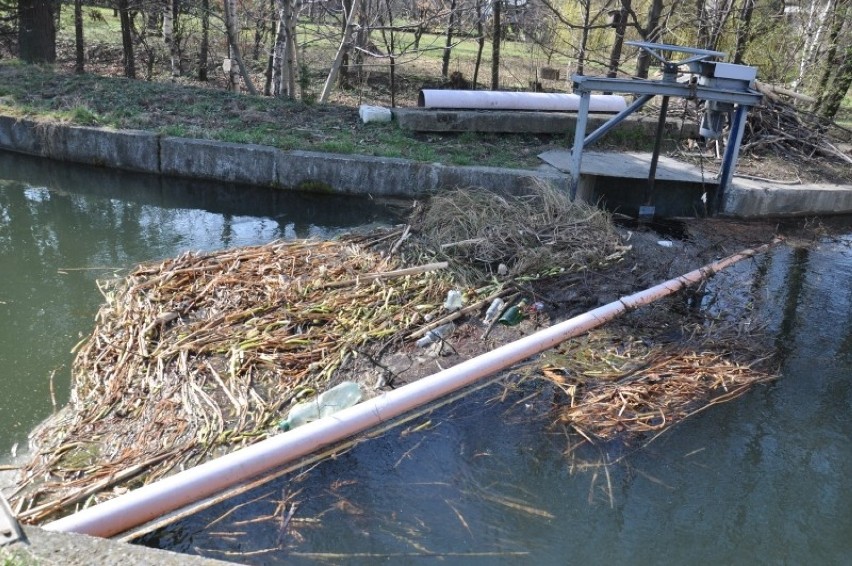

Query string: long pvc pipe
418 89 627 113
44 241 775 538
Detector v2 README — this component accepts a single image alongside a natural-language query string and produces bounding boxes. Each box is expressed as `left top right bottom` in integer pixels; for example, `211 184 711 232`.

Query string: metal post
715 104 748 214
646 95 670 203
569 91 591 200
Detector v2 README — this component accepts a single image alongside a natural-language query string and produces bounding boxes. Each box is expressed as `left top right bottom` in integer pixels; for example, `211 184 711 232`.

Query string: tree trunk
607 0 630 78
339 0 353 85
223 0 259 94
283 0 297 99
320 0 359 102
379 0 397 106
163 0 181 77
117 0 136 78
491 0 500 90
74 0 84 73
17 0 56 63
816 1 852 120
814 0 849 108
695 0 709 49
733 0 755 65
794 0 833 89
271 3 286 95
199 0 209 81
472 0 484 88
577 0 590 75
636 0 664 78
441 0 457 80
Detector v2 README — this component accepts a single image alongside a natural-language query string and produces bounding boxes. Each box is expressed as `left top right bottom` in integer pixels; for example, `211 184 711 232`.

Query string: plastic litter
483 298 505 323
444 290 463 311
359 105 392 123
279 381 363 431
416 323 454 347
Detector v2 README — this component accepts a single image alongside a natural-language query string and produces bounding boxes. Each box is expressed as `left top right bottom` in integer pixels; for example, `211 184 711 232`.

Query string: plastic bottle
483 298 505 323
416 323 454 347
279 381 363 431
444 290 463 311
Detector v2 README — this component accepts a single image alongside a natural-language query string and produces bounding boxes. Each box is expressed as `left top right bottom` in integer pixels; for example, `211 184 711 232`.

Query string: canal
2 150 850 563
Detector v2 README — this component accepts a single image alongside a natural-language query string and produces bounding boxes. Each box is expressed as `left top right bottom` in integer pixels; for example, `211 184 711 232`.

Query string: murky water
2 151 851 564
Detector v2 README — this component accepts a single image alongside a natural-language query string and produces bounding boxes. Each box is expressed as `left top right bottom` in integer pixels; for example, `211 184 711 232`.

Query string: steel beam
572 75 762 107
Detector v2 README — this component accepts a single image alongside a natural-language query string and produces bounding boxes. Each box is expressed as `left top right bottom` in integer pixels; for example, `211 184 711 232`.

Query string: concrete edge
0 115 569 199
0 525 232 565
724 180 852 218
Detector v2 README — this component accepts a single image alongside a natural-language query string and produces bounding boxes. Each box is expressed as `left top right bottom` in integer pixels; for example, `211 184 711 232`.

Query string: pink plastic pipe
44 241 774 538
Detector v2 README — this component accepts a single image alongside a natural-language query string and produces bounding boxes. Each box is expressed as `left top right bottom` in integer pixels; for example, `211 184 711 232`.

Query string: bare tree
441 0 457 79
814 0 851 119
224 0 259 94
733 0 754 64
491 0 500 89
636 0 666 78
607 0 630 78
199 0 210 81
18 0 56 62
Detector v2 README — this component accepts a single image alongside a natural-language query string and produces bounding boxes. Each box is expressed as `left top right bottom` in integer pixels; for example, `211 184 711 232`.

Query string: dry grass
413 182 628 283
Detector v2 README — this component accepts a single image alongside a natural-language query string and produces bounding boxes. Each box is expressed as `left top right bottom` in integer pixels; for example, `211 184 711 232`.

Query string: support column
569 91 591 200
715 104 749 214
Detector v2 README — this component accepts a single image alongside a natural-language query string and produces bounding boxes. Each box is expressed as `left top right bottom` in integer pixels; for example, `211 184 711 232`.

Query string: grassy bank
0 60 594 169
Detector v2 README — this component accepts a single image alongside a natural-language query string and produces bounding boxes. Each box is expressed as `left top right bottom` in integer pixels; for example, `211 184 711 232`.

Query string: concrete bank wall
724 179 852 218
0 115 567 198
2 114 850 218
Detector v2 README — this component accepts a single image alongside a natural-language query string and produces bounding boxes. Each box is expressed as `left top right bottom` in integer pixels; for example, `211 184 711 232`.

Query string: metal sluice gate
568 41 764 216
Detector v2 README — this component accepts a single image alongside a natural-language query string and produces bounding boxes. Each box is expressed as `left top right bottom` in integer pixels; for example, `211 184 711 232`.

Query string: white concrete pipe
418 90 627 113
44 241 774 538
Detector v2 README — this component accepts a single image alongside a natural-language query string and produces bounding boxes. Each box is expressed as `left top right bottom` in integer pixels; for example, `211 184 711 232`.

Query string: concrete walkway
539 149 852 217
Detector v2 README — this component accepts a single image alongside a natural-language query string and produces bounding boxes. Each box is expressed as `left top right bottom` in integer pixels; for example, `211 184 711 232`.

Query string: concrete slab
538 149 852 218
393 108 697 138
0 525 231 565
538 149 716 184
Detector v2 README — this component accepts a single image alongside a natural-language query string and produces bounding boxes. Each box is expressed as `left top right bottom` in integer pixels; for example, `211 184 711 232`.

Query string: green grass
0 60 574 168
1 548 37 566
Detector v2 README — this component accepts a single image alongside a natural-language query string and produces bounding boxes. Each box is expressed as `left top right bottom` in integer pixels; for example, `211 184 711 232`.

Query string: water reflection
0 151 401 457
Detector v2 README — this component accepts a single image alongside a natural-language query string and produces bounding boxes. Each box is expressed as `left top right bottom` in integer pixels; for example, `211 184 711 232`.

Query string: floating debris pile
537 319 776 444
8 183 778 526
11 238 456 523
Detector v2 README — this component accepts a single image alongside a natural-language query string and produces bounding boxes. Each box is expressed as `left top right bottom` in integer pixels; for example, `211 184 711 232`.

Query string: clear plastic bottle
444 290 463 311
483 298 505 323
279 381 363 431
416 323 454 347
